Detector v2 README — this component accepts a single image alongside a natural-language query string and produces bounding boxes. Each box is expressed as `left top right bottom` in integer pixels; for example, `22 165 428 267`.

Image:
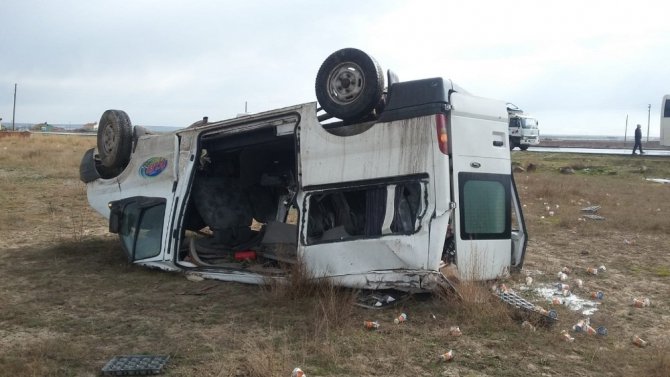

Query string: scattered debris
513 165 526 173
583 214 606 220
363 321 380 330
632 335 649 348
525 276 533 286
646 178 670 184
438 350 454 362
580 205 601 213
356 291 408 309
292 367 307 377
394 313 408 324
590 291 604 300
573 279 583 289
586 267 599 275
557 272 568 281
101 355 169 376
536 286 600 315
632 297 651 308
495 287 558 323
449 326 462 337
559 167 575 175
561 330 575 342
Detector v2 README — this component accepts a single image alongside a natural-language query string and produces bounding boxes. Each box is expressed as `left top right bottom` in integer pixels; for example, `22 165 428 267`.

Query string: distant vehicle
507 104 540 150
661 95 670 146
79 48 527 291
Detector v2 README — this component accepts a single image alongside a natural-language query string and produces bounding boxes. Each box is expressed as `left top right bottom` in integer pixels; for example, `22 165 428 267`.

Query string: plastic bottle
590 291 604 300
632 335 648 348
525 276 533 286
562 289 571 297
574 279 584 289
584 325 597 335
557 272 568 281
561 266 571 274
363 320 380 330
632 297 651 308
552 297 563 305
438 350 454 361
586 267 598 275
449 326 462 337
572 320 585 332
598 265 607 273
394 313 407 324
292 367 306 377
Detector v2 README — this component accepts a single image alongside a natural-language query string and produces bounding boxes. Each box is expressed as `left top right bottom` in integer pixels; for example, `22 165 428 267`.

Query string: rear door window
458 172 510 240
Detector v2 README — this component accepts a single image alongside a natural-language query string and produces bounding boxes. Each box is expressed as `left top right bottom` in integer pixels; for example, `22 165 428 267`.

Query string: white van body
81 57 527 292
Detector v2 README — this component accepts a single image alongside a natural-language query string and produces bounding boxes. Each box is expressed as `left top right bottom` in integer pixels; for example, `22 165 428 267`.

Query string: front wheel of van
315 48 384 122
97 109 133 170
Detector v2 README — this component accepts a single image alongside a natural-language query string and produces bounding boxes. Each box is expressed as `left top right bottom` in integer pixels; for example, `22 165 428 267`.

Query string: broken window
304 179 426 244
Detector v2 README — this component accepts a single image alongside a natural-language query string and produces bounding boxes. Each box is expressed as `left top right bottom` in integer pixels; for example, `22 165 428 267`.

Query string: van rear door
449 92 514 280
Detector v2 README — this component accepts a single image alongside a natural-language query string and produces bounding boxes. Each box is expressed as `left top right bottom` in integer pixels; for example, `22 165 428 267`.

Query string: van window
119 201 166 260
458 173 510 240
304 180 425 244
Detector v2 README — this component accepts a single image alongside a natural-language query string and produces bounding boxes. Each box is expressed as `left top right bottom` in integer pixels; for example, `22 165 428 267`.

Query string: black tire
79 148 101 183
520 145 529 151
97 110 133 169
315 48 384 121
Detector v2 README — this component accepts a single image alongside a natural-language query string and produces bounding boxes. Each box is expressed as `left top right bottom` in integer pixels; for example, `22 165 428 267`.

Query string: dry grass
1 134 669 376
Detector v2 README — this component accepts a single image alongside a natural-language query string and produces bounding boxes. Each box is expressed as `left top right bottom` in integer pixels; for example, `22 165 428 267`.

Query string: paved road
522 147 670 157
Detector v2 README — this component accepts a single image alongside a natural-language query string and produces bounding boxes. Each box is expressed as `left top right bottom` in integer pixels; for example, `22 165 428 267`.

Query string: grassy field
0 134 669 376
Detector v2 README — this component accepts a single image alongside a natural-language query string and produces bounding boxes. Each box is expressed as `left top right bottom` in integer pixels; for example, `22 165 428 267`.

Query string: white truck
79 48 527 292
507 103 540 150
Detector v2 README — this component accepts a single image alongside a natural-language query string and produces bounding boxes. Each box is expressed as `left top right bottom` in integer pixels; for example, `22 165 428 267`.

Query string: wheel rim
102 125 117 154
326 62 365 105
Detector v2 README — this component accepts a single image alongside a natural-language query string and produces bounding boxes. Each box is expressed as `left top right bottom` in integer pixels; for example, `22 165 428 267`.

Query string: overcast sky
2 0 669 136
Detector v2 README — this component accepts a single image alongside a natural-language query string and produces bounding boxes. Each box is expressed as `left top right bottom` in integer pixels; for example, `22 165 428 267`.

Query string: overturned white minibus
80 48 527 292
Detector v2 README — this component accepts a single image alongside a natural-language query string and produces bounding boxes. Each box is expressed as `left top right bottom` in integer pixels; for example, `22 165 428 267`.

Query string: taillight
435 113 449 155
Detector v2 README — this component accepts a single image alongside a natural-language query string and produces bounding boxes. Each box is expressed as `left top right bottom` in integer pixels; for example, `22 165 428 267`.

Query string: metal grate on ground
101 355 170 376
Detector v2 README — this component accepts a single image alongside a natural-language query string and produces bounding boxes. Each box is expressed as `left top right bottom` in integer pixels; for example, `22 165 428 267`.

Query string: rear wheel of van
520 145 529 151
97 109 133 170
315 48 384 122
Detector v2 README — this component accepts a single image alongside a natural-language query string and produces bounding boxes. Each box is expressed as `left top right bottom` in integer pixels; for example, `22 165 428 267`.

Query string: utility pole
624 114 628 145
12 83 17 131
646 104 651 142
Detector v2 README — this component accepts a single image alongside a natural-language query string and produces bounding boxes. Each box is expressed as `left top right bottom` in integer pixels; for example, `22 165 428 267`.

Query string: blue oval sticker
139 157 168 178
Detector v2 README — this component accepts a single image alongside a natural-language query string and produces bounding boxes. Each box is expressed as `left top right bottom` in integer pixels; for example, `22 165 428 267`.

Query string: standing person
632 124 644 155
